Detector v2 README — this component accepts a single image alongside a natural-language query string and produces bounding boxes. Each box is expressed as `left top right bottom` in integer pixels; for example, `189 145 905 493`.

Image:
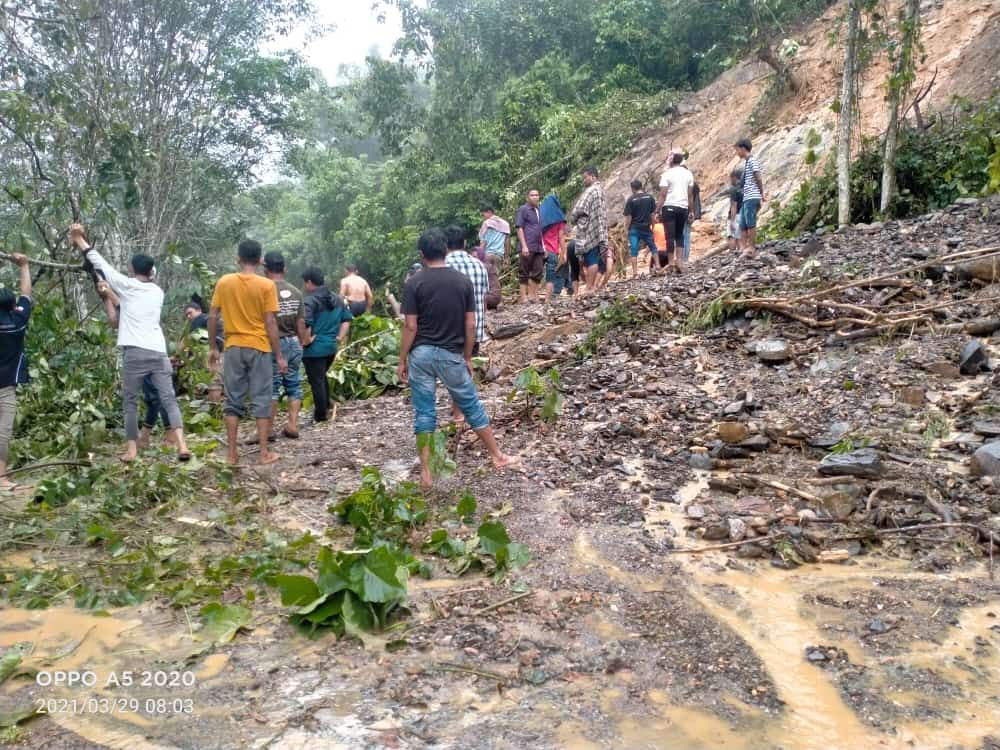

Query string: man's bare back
340 270 373 316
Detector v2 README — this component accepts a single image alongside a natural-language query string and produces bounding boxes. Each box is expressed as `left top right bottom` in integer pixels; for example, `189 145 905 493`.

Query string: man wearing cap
263 251 308 439
69 223 192 463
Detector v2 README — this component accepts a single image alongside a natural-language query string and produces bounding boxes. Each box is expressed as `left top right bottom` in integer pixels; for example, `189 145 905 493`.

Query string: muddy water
590 466 1000 749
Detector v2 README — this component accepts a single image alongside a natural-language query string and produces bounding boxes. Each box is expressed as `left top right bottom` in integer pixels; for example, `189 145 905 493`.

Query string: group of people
481 139 765 303
0 138 764 487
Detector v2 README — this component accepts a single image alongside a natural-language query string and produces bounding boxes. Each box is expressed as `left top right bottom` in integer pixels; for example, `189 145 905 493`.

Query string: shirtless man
339 264 373 318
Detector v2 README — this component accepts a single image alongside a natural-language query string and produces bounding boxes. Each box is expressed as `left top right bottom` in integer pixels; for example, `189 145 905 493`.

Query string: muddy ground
3 198 1000 749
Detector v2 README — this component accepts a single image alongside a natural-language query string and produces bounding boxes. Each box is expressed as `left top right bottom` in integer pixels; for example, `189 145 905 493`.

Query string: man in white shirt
656 152 695 273
69 223 191 463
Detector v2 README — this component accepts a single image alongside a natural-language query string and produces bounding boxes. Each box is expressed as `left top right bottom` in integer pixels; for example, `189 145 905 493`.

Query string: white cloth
86 248 167 353
659 166 694 209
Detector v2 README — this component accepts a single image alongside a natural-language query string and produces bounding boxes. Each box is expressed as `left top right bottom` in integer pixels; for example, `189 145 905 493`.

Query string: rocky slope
601 0 1000 245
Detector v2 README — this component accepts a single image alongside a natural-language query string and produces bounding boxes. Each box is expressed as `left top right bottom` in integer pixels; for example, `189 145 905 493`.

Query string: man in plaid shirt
570 165 609 295
444 226 488 355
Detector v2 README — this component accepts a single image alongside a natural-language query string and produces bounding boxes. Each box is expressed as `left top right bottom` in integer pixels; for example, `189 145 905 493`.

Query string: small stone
820 491 856 521
810 421 852 448
806 648 828 663
688 454 714 471
756 339 791 363
959 340 988 376
718 421 750 444
970 443 1000 477
736 434 770 452
727 517 747 542
818 448 883 479
723 400 746 416
686 504 706 520
703 523 729 541
868 618 889 634
925 361 961 379
898 386 925 407
972 421 1000 438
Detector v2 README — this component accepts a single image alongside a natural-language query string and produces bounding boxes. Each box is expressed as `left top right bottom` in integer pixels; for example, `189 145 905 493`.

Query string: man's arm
364 282 373 312
396 314 418 384
337 321 351 346
516 227 529 256
463 311 476 363
207 307 222 367
97 281 120 328
68 224 133 294
264 312 287 374
296 315 312 347
339 278 348 297
11 253 31 299
687 183 695 221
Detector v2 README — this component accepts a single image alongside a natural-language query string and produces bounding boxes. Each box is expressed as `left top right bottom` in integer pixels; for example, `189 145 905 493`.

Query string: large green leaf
357 547 408 604
477 521 512 555
198 603 251 645
272 575 320 607
316 547 351 595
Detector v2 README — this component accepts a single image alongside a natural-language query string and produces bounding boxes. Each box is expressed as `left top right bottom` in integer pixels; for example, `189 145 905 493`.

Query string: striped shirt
742 155 763 201
445 251 489 343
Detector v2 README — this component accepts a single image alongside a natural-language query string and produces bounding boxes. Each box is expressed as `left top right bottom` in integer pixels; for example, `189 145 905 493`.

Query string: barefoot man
339 264 373 318
208 240 286 466
397 228 519 490
70 224 192 463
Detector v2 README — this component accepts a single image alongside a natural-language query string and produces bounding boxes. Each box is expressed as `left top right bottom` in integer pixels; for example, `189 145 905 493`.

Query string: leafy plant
272 545 416 638
328 314 401 401
921 410 950 445
507 366 563 422
829 435 872 454
683 293 740 334
422 520 531 581
331 467 428 545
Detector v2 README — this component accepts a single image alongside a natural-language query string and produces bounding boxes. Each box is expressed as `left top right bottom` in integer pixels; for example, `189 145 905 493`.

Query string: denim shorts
628 227 657 258
272 336 304 401
408 345 489 435
740 198 761 230
582 245 602 268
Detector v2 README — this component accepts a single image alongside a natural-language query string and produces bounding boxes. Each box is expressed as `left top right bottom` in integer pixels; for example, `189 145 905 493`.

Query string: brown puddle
578 464 1000 750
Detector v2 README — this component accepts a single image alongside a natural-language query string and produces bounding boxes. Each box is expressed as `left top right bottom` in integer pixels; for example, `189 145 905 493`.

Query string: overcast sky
279 3 404 83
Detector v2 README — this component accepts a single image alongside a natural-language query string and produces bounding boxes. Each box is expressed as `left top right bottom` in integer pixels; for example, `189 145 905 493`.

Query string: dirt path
4 199 1000 748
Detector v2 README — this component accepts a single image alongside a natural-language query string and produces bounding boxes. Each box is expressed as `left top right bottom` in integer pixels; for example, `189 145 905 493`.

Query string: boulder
818 448 883 479
972 421 1000 438
819 491 856 521
718 421 750 444
756 339 791 363
727 517 747 542
970 443 1000 477
959 340 988 376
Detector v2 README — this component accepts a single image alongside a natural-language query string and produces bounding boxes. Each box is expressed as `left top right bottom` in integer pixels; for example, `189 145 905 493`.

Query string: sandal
282 428 300 440
178 452 192 462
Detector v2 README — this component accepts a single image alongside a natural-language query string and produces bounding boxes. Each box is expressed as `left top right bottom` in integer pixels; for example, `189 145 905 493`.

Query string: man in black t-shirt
623 179 658 278
0 252 32 488
397 228 519 489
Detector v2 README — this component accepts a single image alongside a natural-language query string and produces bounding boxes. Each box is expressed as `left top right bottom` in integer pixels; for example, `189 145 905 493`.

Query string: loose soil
3 198 1000 749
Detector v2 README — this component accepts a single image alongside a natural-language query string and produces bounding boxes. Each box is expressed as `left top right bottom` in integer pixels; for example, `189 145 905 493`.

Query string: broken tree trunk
880 0 922 215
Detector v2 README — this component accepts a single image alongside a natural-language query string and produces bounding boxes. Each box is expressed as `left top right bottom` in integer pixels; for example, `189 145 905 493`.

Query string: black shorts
518 252 544 284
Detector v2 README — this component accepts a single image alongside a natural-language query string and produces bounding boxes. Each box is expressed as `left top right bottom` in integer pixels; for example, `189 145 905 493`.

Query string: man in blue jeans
397 228 519 490
623 179 657 278
263 251 308 439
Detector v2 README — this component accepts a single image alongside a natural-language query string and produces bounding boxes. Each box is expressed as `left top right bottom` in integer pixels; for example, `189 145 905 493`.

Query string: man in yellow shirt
208 240 286 465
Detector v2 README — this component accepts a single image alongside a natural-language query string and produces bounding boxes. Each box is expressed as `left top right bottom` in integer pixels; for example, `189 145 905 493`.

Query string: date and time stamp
31 669 198 717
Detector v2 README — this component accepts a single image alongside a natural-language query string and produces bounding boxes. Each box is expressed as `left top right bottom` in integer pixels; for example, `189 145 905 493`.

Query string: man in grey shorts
208 240 285 465
69 223 192 463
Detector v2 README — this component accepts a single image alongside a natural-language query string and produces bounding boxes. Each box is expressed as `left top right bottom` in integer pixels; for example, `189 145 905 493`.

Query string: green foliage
507 366 563 422
829 436 871 454
329 313 401 401
422 520 531 581
198 603 252 646
766 94 1000 236
683 294 741 334
272 544 415 637
416 430 458 480
331 467 428 546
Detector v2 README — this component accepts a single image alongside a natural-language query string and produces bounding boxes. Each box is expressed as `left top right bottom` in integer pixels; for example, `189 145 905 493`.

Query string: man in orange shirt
208 240 287 465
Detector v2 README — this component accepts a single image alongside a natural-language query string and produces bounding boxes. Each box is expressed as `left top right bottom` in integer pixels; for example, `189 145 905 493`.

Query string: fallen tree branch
473 590 534 616
0 459 93 478
0 251 86 272
668 538 772 554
